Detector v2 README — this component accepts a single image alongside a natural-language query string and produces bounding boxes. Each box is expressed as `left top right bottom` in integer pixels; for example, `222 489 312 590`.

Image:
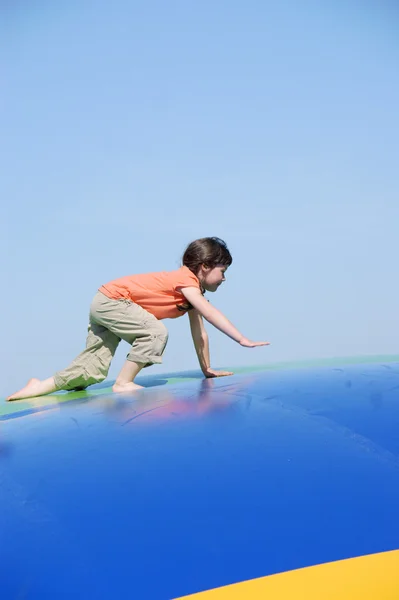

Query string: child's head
182 237 232 273
182 237 232 292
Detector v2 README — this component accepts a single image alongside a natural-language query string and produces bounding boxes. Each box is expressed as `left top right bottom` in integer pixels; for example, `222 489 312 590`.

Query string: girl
7 237 269 401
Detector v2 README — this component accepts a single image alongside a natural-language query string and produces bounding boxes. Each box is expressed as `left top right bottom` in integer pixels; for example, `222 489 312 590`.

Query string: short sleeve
173 267 200 292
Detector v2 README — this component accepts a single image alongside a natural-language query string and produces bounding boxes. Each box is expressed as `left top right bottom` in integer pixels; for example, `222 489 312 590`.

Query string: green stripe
1 354 398 418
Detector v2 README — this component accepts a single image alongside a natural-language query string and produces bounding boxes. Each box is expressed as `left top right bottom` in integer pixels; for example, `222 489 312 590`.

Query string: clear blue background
1 0 398 395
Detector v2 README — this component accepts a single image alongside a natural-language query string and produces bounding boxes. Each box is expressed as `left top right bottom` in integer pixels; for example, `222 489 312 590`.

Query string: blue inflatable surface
1 357 399 598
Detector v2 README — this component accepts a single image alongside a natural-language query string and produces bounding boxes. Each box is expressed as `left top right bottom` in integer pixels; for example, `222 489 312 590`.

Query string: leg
54 322 120 391
92 294 169 394
112 360 145 393
111 315 169 393
7 321 120 401
111 319 168 393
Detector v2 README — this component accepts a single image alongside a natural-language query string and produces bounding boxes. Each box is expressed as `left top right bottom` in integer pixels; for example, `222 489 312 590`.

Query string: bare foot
112 382 144 394
7 376 57 401
7 378 42 401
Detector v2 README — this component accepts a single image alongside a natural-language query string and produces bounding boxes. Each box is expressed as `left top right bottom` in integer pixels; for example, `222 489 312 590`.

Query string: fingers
239 338 270 348
241 341 270 348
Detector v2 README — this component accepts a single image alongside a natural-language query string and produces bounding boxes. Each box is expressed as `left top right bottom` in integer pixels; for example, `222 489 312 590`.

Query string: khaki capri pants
54 291 168 391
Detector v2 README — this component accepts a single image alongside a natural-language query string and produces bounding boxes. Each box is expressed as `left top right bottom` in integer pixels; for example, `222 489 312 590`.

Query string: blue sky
1 0 398 395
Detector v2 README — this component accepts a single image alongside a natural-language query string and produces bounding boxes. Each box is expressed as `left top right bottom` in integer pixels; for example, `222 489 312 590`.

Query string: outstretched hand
239 338 270 348
203 368 234 378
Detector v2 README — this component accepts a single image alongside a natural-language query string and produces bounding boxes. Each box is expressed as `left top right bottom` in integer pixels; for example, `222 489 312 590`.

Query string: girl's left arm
188 309 233 378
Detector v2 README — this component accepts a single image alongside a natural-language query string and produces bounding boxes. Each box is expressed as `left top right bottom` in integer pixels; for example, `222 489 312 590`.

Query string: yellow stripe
175 550 399 599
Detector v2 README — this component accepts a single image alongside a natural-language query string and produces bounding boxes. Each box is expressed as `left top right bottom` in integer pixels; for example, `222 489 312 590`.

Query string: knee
151 321 169 356
56 370 106 391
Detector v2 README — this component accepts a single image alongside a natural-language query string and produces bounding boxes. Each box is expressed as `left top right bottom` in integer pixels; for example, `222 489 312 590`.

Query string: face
200 265 227 292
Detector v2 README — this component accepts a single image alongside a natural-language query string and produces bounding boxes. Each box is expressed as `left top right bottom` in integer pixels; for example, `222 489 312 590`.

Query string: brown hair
182 237 233 275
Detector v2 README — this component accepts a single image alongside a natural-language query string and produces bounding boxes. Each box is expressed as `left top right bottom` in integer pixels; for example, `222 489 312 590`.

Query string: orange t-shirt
98 266 200 320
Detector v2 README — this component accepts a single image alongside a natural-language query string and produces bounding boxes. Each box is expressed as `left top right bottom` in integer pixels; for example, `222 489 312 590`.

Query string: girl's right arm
181 287 270 347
